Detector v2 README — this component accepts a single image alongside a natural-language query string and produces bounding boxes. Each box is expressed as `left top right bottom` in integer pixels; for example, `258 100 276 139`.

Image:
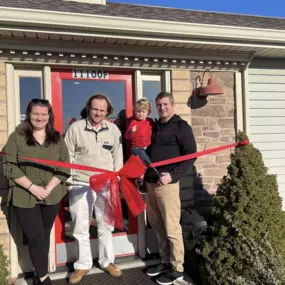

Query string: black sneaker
136 180 147 195
33 276 40 285
145 262 172 277
40 277 53 285
156 267 183 285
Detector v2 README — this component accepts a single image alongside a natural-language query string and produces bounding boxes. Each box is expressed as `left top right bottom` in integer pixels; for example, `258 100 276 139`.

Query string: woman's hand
29 184 49 200
45 176 61 196
45 185 53 195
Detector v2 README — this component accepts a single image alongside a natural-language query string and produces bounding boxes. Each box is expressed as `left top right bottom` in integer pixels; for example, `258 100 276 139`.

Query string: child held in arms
125 98 160 194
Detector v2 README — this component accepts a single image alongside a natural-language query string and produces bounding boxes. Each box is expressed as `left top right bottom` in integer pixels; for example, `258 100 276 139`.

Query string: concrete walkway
15 259 194 285
55 267 157 285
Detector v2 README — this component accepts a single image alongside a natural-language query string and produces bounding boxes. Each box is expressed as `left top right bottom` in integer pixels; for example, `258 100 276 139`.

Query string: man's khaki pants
145 182 184 272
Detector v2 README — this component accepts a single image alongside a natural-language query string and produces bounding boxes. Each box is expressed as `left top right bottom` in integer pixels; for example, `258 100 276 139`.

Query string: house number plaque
72 69 109 79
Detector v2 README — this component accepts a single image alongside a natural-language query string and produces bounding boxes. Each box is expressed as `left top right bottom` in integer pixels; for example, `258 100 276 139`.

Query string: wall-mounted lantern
194 69 224 99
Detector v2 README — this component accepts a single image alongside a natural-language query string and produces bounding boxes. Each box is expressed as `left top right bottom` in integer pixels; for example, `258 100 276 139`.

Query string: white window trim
163 71 171 93
6 63 19 279
135 70 142 101
6 64 16 136
44 66 52 104
46 67 56 272
135 71 171 101
235 72 244 133
14 69 43 127
243 67 250 133
7 66 52 278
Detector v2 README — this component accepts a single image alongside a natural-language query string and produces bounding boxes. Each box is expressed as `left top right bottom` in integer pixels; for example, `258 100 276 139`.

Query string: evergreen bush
198 132 285 285
0 244 9 285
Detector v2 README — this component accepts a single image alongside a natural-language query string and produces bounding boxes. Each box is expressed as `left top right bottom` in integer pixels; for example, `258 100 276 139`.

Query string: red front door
51 68 138 267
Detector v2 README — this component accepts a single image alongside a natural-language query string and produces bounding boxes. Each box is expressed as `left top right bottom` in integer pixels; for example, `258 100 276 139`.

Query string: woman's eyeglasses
31 98 50 105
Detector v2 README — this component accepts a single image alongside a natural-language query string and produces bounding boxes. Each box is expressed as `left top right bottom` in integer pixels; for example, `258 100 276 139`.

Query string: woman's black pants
14 203 59 278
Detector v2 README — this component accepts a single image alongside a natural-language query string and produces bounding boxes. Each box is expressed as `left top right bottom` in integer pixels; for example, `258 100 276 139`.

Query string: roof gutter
1 7 285 44
241 52 256 133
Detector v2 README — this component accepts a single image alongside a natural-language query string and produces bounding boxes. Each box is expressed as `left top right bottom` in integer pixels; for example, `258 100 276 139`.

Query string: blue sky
108 0 285 18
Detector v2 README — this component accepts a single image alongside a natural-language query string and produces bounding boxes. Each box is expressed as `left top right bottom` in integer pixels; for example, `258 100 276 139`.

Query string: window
61 80 126 133
142 80 160 119
14 69 43 124
19 77 42 122
136 71 170 119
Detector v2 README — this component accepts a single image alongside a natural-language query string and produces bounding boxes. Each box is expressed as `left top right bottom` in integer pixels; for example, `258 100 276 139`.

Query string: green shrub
0 244 9 285
198 132 285 285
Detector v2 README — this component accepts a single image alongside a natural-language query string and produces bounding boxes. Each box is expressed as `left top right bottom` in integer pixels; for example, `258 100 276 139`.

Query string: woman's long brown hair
22 98 61 146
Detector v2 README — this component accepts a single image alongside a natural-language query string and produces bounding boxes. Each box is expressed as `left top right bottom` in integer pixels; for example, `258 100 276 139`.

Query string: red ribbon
1 139 249 230
149 140 249 168
89 156 146 230
2 151 146 230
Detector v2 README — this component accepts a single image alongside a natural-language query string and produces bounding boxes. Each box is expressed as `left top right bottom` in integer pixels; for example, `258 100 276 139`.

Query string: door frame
51 68 141 267
51 69 133 133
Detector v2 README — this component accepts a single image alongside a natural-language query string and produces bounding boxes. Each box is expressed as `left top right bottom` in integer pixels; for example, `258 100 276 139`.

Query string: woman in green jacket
4 98 70 285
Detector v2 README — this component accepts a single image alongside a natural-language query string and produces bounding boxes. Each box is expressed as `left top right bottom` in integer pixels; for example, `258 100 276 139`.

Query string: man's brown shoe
102 263 122 277
69 269 89 284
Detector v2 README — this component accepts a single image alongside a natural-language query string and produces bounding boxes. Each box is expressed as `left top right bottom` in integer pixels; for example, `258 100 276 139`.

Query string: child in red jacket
125 98 159 193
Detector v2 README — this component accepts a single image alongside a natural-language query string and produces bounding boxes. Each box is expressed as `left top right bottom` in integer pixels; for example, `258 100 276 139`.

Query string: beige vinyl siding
248 68 285 208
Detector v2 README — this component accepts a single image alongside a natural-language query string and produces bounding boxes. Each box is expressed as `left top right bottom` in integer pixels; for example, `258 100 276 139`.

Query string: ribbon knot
89 155 146 230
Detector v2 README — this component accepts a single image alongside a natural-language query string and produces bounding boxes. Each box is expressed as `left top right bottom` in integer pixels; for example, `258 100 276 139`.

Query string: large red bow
1 151 146 231
90 155 146 230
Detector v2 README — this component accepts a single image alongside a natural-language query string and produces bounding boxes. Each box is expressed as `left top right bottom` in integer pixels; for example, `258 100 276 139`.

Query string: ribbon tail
110 175 123 230
104 175 123 230
90 173 123 230
120 177 146 217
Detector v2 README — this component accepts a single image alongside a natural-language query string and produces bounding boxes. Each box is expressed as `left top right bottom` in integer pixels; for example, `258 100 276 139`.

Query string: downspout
241 52 256 134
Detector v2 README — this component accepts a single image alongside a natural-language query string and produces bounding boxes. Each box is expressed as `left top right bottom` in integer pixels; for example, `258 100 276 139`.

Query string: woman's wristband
27 183 33 190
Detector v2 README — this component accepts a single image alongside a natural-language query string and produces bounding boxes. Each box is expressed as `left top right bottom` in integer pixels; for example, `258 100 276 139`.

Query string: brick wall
171 70 195 209
0 61 9 262
170 69 235 214
172 70 191 124
190 71 235 194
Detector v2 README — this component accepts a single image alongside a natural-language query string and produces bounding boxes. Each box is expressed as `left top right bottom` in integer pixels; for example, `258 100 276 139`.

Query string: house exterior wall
0 62 238 279
171 70 192 124
190 71 235 194
170 69 236 213
0 61 10 264
248 58 285 209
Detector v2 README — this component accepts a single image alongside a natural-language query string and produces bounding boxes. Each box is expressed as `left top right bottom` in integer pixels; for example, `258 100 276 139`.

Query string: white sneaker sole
146 269 169 277
156 276 183 285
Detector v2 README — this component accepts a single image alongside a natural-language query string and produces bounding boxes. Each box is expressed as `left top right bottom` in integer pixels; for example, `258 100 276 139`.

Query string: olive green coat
3 125 70 208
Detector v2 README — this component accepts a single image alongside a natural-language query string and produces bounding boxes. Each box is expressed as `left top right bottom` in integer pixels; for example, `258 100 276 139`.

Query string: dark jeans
14 203 60 278
131 147 152 165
